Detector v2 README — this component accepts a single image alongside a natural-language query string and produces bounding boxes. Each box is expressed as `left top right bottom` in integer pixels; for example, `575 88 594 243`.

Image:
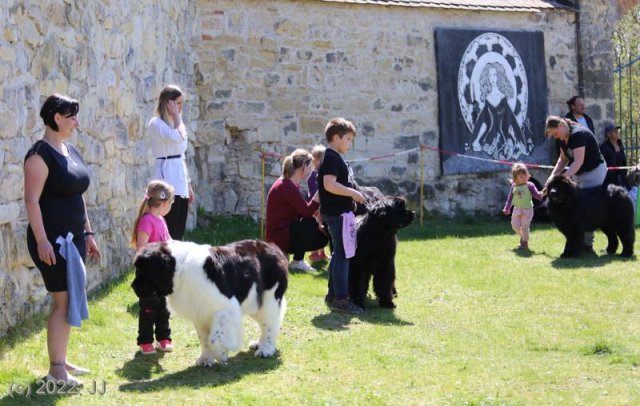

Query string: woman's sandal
65 364 90 376
46 373 84 387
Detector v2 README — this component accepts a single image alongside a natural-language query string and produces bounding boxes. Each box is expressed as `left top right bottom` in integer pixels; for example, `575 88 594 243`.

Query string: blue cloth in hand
56 232 89 327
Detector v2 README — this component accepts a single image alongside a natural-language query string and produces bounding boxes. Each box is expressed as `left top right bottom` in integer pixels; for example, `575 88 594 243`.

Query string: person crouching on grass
502 163 543 250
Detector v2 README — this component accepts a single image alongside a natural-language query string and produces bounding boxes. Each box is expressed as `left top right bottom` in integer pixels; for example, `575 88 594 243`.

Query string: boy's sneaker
289 260 317 273
139 343 156 355
330 298 364 314
518 240 529 250
157 339 173 352
324 295 334 307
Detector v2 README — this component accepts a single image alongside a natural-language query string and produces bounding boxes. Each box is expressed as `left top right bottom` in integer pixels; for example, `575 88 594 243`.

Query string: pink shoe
139 343 156 355
309 252 324 263
157 339 173 352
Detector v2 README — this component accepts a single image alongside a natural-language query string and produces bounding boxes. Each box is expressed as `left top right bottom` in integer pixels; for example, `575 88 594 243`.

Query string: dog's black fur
546 175 635 258
349 196 415 308
354 185 385 216
131 239 288 304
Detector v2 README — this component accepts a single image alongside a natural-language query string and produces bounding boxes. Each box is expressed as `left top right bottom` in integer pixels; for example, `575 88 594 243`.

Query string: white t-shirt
147 116 190 198
576 116 589 130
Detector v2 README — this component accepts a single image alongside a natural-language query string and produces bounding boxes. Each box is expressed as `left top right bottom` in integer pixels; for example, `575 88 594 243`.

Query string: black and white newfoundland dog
132 239 288 366
349 195 415 309
546 175 635 258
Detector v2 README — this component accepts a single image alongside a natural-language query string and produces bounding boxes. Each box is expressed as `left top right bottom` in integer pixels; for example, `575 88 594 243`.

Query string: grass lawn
1 215 640 405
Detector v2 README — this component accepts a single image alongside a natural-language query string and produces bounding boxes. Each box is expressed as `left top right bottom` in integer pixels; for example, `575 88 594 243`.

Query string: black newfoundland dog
349 195 415 309
546 175 635 258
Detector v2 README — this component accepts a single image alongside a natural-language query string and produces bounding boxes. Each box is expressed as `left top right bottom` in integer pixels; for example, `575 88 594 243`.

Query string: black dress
25 141 90 292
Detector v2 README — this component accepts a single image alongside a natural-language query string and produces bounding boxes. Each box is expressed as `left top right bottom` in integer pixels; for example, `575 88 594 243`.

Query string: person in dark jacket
600 123 628 188
565 96 595 133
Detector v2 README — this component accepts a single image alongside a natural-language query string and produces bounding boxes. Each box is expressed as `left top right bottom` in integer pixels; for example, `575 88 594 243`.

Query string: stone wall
577 0 640 141
0 0 198 335
0 0 623 337
192 0 578 217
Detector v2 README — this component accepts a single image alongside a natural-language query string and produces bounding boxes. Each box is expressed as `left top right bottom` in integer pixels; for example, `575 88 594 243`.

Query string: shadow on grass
0 269 133 356
398 215 553 241
549 253 633 269
311 301 414 332
117 350 282 392
116 351 168 380
0 377 67 406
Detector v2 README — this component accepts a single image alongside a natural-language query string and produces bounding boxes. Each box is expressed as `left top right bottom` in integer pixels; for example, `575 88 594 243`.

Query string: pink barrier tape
261 145 639 171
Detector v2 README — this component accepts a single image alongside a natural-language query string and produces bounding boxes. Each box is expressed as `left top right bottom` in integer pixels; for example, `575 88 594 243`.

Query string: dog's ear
132 249 156 298
132 242 176 297
131 274 152 298
369 205 386 218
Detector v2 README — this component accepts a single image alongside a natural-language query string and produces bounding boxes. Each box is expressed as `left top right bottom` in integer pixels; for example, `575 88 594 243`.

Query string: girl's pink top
137 212 171 242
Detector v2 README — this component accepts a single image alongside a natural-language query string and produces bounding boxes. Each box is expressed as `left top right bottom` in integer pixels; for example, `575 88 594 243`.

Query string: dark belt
156 155 181 160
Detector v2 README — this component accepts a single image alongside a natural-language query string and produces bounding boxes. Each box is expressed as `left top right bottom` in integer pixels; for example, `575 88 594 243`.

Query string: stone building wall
0 0 199 335
192 0 578 217
0 0 625 336
576 0 638 141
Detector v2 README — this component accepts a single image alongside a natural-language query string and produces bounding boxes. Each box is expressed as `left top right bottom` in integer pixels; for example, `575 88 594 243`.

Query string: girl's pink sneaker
157 339 173 352
139 343 156 355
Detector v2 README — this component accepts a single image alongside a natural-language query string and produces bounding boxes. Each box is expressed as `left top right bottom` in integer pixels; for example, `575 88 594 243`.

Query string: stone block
0 203 20 225
299 116 326 134
0 166 22 201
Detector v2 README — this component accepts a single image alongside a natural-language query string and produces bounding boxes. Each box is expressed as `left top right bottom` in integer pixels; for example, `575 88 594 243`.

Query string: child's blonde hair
510 163 529 183
310 144 326 166
130 180 175 248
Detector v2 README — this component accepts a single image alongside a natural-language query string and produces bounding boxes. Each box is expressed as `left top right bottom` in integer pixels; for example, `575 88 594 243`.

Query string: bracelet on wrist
84 231 95 236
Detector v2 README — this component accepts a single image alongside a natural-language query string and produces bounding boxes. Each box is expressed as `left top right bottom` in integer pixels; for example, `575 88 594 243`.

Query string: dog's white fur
161 241 286 366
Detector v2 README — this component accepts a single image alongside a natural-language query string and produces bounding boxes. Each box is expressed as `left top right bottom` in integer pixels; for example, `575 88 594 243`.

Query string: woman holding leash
544 115 606 252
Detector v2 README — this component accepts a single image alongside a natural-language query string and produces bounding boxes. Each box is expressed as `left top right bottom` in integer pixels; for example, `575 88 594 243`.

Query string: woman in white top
147 85 195 240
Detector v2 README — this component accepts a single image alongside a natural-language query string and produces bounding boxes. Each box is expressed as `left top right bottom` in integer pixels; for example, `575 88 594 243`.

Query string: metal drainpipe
575 0 584 96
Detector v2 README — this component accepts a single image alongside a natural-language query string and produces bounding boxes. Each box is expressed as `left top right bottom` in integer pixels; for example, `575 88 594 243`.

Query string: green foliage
613 5 640 164
1 216 640 404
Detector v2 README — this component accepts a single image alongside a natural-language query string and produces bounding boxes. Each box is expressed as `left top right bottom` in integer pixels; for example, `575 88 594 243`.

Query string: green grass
2 215 640 404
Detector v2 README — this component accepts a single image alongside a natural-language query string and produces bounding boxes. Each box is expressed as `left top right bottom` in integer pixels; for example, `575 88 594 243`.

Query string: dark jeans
164 196 189 240
322 214 349 300
137 294 171 345
289 217 329 261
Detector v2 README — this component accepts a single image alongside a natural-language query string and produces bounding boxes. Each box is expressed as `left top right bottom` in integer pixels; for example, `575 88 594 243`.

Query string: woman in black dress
24 94 101 384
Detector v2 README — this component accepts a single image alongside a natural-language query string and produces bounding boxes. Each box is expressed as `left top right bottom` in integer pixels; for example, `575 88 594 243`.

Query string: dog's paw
196 355 216 367
254 345 276 358
249 340 260 351
379 300 396 309
211 349 229 364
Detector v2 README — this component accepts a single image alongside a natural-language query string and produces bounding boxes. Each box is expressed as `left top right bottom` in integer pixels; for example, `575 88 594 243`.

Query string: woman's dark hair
566 95 583 109
39 94 79 131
